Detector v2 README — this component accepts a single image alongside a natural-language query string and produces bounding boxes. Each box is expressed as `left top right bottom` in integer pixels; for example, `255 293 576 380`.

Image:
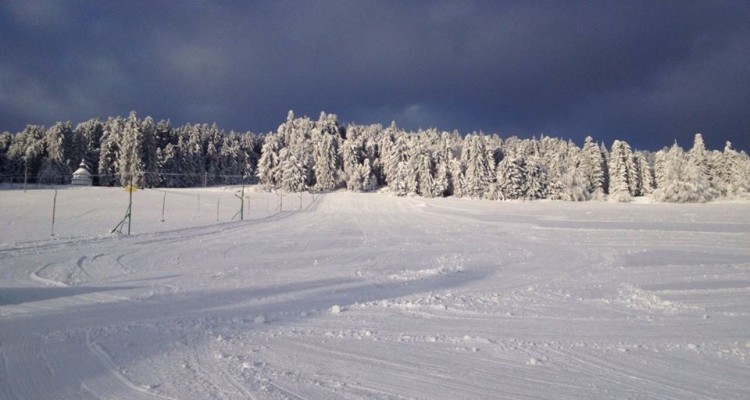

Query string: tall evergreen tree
497 157 527 200
461 134 494 199
580 136 606 199
257 133 282 189
38 122 74 184
607 140 635 202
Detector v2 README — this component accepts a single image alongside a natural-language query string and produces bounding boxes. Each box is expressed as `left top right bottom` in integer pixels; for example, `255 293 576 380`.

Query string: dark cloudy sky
1 1 749 151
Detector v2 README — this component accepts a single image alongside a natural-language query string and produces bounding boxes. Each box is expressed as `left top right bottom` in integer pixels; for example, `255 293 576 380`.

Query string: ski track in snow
1 187 750 399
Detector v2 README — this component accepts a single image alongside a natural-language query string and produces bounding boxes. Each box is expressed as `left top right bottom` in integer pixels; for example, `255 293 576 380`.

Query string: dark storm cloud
1 0 749 151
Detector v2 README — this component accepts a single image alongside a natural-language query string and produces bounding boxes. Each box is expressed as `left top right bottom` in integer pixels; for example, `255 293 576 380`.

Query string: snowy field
1 186 749 399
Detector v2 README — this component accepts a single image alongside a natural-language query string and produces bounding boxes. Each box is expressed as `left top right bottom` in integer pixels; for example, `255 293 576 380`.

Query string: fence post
161 192 166 222
51 189 57 236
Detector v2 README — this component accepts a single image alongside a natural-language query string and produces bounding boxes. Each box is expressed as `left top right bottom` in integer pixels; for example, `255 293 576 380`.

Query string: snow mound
388 255 465 281
617 284 683 314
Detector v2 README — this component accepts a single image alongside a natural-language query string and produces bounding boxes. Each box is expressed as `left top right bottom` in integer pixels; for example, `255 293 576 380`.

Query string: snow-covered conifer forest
2 110 749 202
2 111 750 398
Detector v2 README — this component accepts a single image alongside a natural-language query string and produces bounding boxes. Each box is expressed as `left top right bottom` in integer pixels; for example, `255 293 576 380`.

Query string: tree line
1 110 748 203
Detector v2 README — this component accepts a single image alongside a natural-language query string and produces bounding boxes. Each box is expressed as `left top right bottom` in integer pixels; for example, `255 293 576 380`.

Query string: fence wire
0 184 317 243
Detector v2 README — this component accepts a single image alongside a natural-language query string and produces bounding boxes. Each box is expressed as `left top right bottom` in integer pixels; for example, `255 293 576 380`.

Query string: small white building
71 161 93 186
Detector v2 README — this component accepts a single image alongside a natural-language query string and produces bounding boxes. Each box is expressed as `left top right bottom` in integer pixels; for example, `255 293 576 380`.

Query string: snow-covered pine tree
580 136 606 199
117 111 146 187
607 140 635 202
38 122 74 184
218 133 248 185
717 142 750 197
449 157 466 198
313 132 340 191
278 148 307 192
525 156 549 200
360 158 378 191
548 140 589 202
291 116 315 188
496 157 527 200
385 133 411 195
74 119 104 185
139 116 160 187
202 124 223 186
684 133 718 201
653 143 693 202
0 132 12 182
157 143 177 187
461 134 494 199
342 135 364 191
410 139 441 197
98 117 123 186
6 125 46 184
257 133 283 189
634 151 654 196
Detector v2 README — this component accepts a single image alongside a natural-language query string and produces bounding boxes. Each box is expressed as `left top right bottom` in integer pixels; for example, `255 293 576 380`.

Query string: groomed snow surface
1 186 749 399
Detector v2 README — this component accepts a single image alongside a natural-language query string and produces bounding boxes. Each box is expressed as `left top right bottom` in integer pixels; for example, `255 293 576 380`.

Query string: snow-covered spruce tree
360 158 379 192
461 134 495 199
653 146 671 191
291 116 315 188
278 148 307 192
384 133 411 196
38 122 74 184
6 125 46 184
430 132 460 197
0 132 12 182
361 126 384 186
717 141 750 197
653 143 693 202
257 133 283 189
599 142 610 194
430 139 452 197
202 124 224 186
218 133 249 185
449 157 467 198
74 119 104 185
98 117 123 186
409 138 443 197
634 151 654 196
654 134 718 203
539 139 572 201
525 156 549 200
496 156 527 200
117 111 146 187
684 133 718 201
138 116 160 187
157 142 179 187
342 135 365 191
553 143 590 202
580 136 607 199
313 131 340 191
607 140 636 202
0 132 13 182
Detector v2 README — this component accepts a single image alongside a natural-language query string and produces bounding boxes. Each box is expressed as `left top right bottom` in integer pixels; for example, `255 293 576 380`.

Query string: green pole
127 176 133 235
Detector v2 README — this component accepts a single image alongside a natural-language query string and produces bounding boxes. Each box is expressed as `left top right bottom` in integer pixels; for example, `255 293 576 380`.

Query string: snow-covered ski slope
1 187 749 399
